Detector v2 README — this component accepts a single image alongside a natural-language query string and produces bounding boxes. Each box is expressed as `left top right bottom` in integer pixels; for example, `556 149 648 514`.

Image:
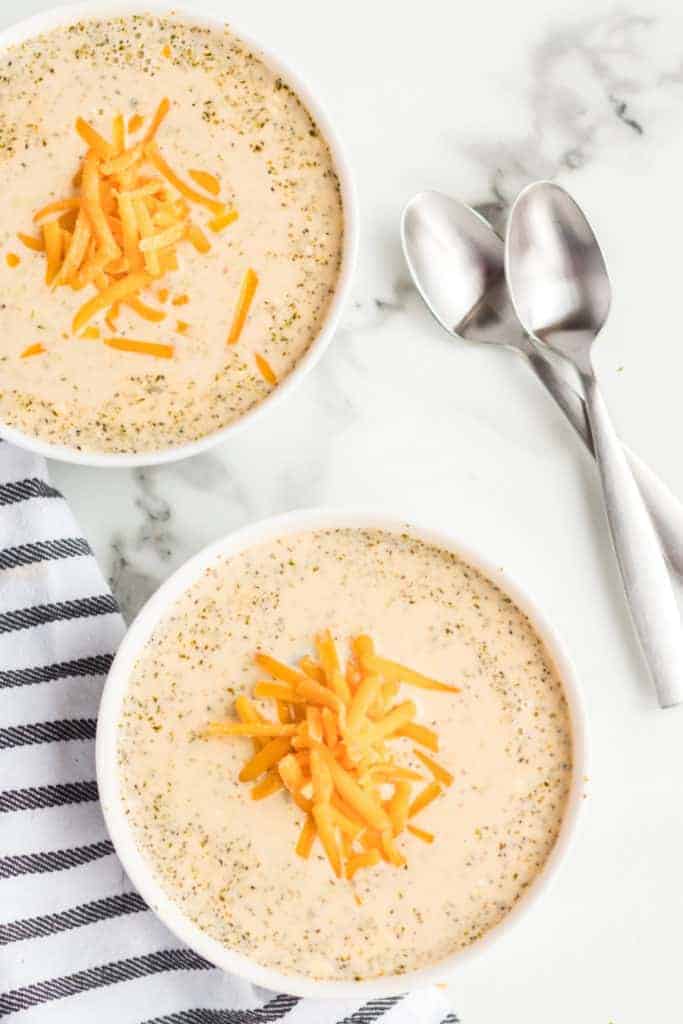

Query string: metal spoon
506 181 683 708
400 190 683 580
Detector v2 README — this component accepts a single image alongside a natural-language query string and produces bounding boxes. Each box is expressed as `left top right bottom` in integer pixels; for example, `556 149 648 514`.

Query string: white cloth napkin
0 441 456 1024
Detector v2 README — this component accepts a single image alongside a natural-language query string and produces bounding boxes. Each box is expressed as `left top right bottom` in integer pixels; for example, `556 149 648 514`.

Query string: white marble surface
5 0 683 1019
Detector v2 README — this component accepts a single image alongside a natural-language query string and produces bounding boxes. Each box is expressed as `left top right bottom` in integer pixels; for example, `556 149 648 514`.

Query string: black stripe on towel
0 948 211 1016
144 995 301 1024
0 780 98 813
0 477 60 507
0 718 96 749
0 652 115 690
0 840 114 880
0 537 91 571
0 594 118 634
0 892 147 945
439 1015 460 1024
336 997 404 1024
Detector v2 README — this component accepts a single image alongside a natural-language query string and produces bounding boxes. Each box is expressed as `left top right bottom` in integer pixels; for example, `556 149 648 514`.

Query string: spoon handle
524 347 683 577
582 373 683 708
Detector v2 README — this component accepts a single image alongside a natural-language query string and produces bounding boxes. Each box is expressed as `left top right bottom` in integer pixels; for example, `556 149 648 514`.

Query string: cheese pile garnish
205 632 459 881
17 101 261 360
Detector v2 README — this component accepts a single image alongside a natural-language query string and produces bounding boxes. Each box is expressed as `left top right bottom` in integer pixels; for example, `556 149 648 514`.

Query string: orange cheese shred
278 753 305 794
299 657 326 684
133 197 160 277
295 816 317 859
186 223 211 254
43 220 63 285
255 353 277 386
387 781 412 835
209 208 238 233
188 169 221 195
205 721 297 739
380 829 406 867
139 221 187 252
227 268 259 345
104 337 174 359
20 343 45 358
312 803 342 878
126 296 166 323
413 748 454 787
55 210 91 287
101 144 145 177
17 232 45 253
72 272 151 333
105 304 120 331
255 652 307 687
251 772 284 801
142 98 171 144
408 781 442 819
372 700 417 741
346 849 381 879
112 113 125 155
158 248 179 273
116 192 144 272
395 722 439 752
33 198 81 224
239 736 292 782
145 141 224 213
235 696 268 755
82 151 120 260
364 655 460 693
75 116 115 159
406 824 435 844
253 682 302 703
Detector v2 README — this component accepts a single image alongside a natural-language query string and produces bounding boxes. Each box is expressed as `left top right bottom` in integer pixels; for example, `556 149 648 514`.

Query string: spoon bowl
505 181 611 371
401 190 523 346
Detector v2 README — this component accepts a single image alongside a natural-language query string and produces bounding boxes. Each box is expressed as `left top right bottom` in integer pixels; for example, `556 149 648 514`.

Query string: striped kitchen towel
0 440 456 1024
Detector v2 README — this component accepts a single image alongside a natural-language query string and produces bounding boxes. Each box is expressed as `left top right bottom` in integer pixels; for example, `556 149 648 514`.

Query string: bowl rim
96 506 588 999
0 0 359 468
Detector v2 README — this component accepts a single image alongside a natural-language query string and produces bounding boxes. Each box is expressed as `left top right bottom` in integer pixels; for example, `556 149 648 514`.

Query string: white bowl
97 507 587 999
0 2 358 468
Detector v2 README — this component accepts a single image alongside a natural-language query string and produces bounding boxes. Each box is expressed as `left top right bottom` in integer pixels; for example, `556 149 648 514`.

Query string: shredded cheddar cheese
128 113 144 134
255 352 277 385
205 633 458 882
209 208 238 233
17 232 44 253
188 168 221 195
20 342 45 358
104 337 174 358
227 268 258 345
21 100 256 362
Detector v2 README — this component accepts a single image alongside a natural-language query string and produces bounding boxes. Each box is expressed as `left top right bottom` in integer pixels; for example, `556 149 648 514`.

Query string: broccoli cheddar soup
118 528 574 982
0 15 344 453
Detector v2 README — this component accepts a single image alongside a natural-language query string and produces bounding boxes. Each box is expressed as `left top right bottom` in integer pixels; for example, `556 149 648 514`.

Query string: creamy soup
118 528 573 981
0 15 343 453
